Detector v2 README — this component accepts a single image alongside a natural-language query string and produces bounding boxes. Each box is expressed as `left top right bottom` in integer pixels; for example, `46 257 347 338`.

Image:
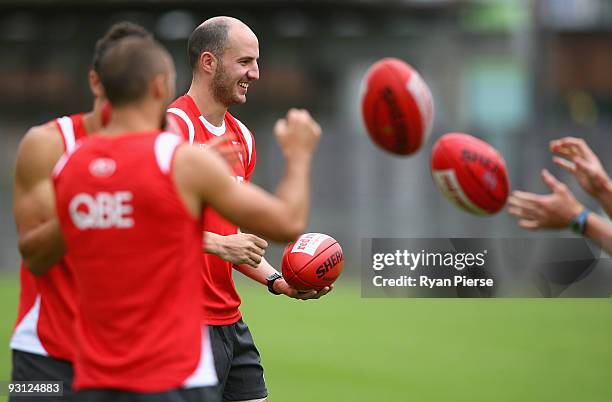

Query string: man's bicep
209 182 287 235
14 172 56 237
13 125 62 235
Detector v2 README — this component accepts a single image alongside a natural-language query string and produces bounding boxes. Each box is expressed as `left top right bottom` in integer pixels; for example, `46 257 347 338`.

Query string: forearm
274 157 311 237
235 257 279 286
203 231 222 255
580 212 612 255
595 181 612 219
235 253 333 299
19 218 65 275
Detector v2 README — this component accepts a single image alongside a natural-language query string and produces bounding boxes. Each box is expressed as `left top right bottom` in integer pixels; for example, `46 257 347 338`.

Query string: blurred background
0 1 611 401
3 0 612 267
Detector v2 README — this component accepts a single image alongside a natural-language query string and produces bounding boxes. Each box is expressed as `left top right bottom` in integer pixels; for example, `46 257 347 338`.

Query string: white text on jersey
69 192 134 230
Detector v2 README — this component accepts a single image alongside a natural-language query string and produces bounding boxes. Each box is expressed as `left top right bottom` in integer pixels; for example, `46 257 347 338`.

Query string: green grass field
1 275 610 402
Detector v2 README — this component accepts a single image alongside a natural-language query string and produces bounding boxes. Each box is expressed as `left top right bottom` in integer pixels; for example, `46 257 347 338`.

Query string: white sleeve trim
56 116 76 152
167 108 195 145
155 132 182 174
234 117 253 164
53 140 82 179
52 153 70 178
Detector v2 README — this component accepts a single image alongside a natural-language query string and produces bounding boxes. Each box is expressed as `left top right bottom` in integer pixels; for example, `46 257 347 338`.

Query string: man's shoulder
167 96 199 141
15 120 66 186
168 95 194 116
26 119 61 139
19 121 63 158
168 94 186 109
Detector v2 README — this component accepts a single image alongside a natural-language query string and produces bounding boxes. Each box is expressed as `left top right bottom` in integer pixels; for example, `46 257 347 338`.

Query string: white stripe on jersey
198 115 226 137
52 152 71 178
56 116 76 152
168 108 195 145
234 117 253 164
182 325 218 388
53 140 83 178
10 295 48 356
155 132 182 174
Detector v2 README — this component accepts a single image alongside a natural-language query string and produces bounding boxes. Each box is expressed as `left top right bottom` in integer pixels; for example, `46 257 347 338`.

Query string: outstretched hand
550 137 611 198
508 169 584 230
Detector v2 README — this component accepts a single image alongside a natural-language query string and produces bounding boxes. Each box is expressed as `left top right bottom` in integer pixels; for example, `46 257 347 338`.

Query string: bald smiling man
167 16 332 402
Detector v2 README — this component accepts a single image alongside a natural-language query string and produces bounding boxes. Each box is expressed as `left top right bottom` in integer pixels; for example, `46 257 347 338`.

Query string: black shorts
210 319 267 402
10 349 74 402
75 387 219 402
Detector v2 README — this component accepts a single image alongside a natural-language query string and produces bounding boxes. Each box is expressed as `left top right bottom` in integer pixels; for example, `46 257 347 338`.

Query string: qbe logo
89 158 116 178
69 191 134 230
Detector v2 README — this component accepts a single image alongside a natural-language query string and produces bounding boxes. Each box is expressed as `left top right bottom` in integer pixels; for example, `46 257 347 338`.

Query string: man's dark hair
97 36 170 107
92 22 152 73
187 20 230 70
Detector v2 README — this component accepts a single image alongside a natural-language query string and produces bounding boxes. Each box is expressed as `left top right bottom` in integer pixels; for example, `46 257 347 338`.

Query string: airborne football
361 57 434 155
431 132 509 215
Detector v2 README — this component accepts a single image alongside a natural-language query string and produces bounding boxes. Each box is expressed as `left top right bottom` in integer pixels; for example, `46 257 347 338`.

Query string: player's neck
101 105 162 136
187 81 227 127
82 111 98 135
82 99 104 134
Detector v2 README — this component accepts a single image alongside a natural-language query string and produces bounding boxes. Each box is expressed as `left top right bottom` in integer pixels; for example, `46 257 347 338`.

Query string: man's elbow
288 219 306 241
18 236 33 263
18 239 49 276
20 254 49 277
273 217 306 243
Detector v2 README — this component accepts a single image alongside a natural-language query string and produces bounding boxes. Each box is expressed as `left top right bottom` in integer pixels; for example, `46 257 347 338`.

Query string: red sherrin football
431 133 509 215
282 233 344 291
361 57 434 155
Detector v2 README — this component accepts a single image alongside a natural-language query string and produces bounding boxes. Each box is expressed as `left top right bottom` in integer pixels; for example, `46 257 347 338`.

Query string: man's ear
199 52 217 74
88 70 104 98
151 74 167 100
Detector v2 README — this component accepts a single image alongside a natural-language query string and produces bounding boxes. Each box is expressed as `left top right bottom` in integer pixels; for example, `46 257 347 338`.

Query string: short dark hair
188 20 230 70
97 36 171 107
92 22 152 73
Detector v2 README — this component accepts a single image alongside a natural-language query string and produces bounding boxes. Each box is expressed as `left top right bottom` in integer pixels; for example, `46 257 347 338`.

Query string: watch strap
266 273 283 295
570 208 589 235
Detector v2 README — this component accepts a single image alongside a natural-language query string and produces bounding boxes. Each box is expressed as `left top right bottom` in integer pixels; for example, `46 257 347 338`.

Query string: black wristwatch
266 272 283 295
